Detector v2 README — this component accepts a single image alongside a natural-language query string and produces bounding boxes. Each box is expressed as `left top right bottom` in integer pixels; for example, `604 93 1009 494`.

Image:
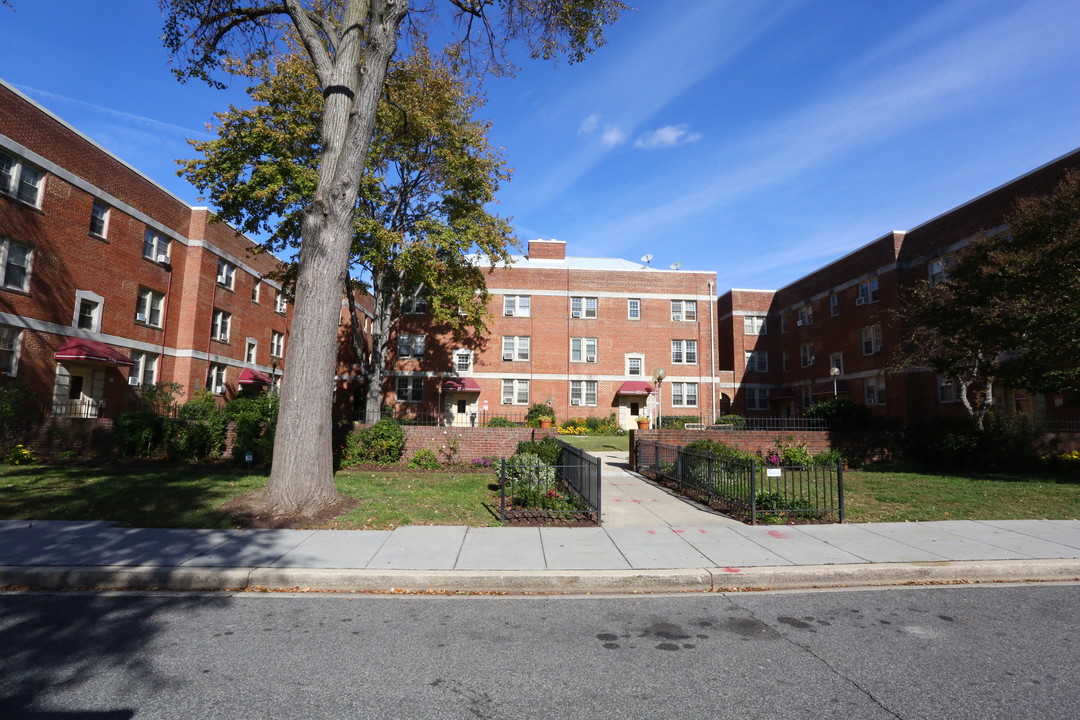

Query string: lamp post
653 368 667 429
830 366 840 397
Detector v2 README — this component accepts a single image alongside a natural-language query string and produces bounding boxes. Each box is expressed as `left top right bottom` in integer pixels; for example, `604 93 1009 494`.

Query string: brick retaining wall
400 426 559 463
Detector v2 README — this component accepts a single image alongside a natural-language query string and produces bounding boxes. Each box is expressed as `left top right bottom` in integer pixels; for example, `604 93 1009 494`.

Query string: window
746 388 769 411
928 255 957 287
502 336 530 361
802 386 813 409
130 351 158 386
570 337 598 363
136 288 164 327
270 331 284 358
1 238 31 291
938 376 959 403
857 278 880 305
397 333 425 358
245 339 258 364
208 364 226 394
401 295 428 314
627 355 644 376
89 201 110 238
628 298 640 320
501 379 530 405
503 295 531 317
744 315 766 335
864 376 886 405
251 279 261 304
829 351 844 375
780 313 788 333
830 294 839 317
216 259 235 289
143 228 170 262
0 152 44 206
571 296 597 319
396 376 423 403
800 344 815 367
671 300 697 322
797 305 813 327
74 291 102 332
671 339 697 364
861 325 884 355
745 351 768 373
782 351 789 371
211 309 231 342
274 291 288 314
670 382 698 407
0 325 21 376
570 380 598 406
454 350 472 373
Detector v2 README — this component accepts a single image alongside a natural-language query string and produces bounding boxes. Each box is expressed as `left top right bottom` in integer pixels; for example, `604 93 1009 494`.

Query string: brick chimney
527 239 566 260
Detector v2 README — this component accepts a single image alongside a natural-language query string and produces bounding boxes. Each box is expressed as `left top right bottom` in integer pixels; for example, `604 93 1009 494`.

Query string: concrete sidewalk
2 453 1079 594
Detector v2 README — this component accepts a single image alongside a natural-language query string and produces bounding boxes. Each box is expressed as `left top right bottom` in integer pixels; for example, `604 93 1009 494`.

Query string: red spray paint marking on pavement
721 567 741 573
674 529 685 533
767 530 788 539
699 529 709 534
647 530 657 534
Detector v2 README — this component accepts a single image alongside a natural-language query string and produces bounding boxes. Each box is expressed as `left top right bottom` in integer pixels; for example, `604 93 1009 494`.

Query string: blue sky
3 0 1079 290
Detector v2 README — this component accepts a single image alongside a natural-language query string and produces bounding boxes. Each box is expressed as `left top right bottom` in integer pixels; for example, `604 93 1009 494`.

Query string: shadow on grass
860 461 1080 484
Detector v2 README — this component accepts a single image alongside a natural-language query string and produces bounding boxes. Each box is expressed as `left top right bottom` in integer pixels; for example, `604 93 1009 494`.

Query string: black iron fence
498 440 601 524
635 440 844 524
357 409 534 427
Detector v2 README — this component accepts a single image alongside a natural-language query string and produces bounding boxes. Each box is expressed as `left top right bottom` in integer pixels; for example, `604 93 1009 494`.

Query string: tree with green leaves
162 0 625 517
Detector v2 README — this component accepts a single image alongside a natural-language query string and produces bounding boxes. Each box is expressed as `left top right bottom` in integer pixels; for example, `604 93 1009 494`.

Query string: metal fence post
750 457 758 525
707 450 714 505
499 458 507 525
837 458 845 523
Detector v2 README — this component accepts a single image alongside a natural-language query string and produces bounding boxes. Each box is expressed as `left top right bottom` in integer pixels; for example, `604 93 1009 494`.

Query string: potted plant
525 402 556 428
636 408 651 430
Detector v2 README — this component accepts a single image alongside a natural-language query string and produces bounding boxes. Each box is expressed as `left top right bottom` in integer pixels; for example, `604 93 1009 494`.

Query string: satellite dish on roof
670 262 682 271
640 254 653 265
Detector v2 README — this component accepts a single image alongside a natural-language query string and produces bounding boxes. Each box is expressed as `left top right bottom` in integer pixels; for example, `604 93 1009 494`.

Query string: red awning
616 381 655 396
238 368 273 385
54 338 134 367
812 380 851 395
442 377 481 392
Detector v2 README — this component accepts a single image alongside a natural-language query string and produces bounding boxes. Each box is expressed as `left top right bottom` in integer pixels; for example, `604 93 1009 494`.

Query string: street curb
2 560 1079 594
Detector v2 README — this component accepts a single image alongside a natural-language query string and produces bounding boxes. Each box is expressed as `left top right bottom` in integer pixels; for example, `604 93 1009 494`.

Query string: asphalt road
1 584 1077 719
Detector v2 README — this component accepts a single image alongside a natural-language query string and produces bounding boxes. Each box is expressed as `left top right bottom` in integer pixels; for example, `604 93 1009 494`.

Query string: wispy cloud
600 125 628 148
578 113 601 135
633 125 702 150
579 113 628 147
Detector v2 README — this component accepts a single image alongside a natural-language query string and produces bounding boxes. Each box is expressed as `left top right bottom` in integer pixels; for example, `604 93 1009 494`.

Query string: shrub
484 416 517 428
407 448 440 469
714 414 747 429
5 443 37 465
804 398 879 431
114 411 167 457
0 377 35 427
905 412 1041 472
659 415 701 429
225 393 279 463
343 419 406 465
811 448 845 467
524 402 555 427
684 438 754 462
514 436 562 465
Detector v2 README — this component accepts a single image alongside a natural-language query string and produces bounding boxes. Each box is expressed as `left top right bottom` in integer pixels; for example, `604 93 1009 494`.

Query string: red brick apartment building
719 148 1080 426
354 239 726 430
0 81 291 419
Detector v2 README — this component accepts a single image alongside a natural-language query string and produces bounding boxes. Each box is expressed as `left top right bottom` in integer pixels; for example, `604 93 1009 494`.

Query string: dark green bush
804 398 879 431
343 419 407 465
905 412 1041 472
524 402 556 427
484 416 517 427
684 438 754 462
714 414 746 429
407 448 440 469
114 411 166 457
225 393 279 463
514 436 562 465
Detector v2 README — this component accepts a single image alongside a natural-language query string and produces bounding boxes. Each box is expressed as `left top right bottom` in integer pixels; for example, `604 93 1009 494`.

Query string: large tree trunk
257 0 407 517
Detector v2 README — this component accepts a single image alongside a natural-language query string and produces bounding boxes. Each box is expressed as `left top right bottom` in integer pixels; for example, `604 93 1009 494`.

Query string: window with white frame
570 296 597 319
671 339 697 364
830 294 839 317
570 380 598 406
627 298 640 320
626 355 644 376
780 313 788 333
270 331 284 358
746 387 769 411
89 201 110 238
861 325 884 355
745 351 768 373
744 315 766 335
501 379 530 405
501 336 530 361
671 300 697 322
454 350 472 372
0 325 21 376
670 382 698 407
251 279 261 304
800 343 815 367
503 295 531 317
142 228 170 262
938 375 959 403
208 364 226 394
216 259 235 290
1 238 31 291
397 333 425 358
0 151 44 206
130 351 158 386
245 339 258 364
74 291 102 332
396 376 423 403
136 288 164 327
401 294 429 314
211 309 231 342
274 290 288 314
570 337 598 363
797 305 813 326
864 376 886 405
928 255 957 287
857 277 880 305
829 351 843 375
802 386 813 408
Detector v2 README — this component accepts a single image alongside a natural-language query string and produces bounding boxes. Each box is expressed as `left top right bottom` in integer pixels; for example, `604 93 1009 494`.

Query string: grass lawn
0 461 499 530
843 465 1080 522
557 434 629 453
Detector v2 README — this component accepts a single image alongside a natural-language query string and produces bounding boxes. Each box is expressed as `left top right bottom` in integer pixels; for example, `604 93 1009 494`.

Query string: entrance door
445 393 477 427
617 396 648 430
53 365 104 418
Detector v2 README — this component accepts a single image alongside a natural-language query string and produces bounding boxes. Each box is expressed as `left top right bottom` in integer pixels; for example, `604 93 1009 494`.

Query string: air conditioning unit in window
796 318 808 326
586 354 596 363
156 254 168 264
214 385 225 395
504 309 515 317
570 399 581 405
128 377 140 386
855 296 868 306
502 353 514 361
502 396 514 405
571 311 581 318
135 313 147 323
671 314 681 322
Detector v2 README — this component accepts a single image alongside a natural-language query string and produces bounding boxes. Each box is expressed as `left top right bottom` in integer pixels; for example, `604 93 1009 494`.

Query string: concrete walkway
2 453 1079 594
